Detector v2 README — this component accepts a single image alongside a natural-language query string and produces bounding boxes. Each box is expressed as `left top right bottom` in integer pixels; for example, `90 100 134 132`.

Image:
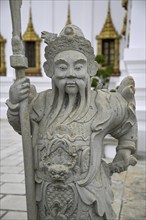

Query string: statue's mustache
58 78 86 89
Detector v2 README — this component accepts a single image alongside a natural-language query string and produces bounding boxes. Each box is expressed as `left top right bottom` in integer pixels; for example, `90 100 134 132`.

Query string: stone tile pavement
0 120 26 220
0 119 146 220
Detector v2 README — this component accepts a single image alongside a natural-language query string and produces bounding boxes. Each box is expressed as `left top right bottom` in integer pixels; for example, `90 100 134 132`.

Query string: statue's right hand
9 78 30 104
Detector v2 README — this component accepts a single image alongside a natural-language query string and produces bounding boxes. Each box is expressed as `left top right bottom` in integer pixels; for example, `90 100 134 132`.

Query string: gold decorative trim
122 0 128 10
22 7 42 76
121 0 128 36
96 1 120 40
96 0 121 75
121 12 127 35
0 33 6 76
66 0 72 25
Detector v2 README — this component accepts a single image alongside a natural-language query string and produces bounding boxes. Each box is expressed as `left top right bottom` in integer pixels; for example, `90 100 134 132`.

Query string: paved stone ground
0 119 146 220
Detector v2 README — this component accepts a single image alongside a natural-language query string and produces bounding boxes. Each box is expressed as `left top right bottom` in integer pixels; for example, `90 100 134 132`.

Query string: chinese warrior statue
7 25 137 220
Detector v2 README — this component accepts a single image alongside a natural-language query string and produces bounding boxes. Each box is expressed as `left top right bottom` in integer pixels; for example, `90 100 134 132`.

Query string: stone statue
7 25 137 220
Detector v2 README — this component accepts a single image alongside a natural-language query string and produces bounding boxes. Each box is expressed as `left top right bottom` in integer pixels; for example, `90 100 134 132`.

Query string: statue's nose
66 69 76 78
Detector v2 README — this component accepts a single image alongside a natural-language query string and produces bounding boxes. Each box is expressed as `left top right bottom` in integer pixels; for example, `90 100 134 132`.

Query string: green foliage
95 54 105 65
91 55 113 89
91 77 99 88
110 89 116 92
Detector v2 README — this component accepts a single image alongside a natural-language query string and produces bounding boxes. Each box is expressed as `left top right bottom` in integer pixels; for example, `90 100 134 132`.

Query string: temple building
0 0 145 155
96 1 121 75
0 33 6 76
22 6 42 76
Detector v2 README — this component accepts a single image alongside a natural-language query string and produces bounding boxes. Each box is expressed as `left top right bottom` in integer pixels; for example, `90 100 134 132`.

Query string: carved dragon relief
35 125 92 220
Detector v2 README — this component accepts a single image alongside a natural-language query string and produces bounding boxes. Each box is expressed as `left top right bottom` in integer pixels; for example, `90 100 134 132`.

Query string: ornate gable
96 1 121 75
22 7 42 76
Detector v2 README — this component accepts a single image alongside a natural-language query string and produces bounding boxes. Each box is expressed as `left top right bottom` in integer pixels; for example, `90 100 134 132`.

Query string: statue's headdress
41 25 97 78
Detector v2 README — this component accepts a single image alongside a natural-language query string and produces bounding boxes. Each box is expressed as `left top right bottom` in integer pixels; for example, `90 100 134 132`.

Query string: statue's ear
43 61 53 78
89 61 98 77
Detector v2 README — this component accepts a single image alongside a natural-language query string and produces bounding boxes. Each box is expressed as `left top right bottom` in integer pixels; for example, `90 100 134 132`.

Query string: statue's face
54 50 88 94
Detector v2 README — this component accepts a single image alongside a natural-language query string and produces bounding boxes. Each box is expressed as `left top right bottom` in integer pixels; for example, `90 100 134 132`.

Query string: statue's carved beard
42 76 91 132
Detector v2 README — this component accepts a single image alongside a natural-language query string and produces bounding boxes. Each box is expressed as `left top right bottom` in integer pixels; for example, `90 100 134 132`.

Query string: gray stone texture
1 211 27 220
5 19 141 219
0 120 145 220
1 195 26 211
1 174 24 183
1 183 25 194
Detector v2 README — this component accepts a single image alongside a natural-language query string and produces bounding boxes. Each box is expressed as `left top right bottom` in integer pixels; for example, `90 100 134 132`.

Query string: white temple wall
118 0 146 154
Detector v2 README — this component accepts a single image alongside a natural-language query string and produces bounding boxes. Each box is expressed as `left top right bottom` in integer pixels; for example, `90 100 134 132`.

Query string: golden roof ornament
97 0 120 40
121 0 128 35
66 0 72 26
22 0 42 76
23 3 41 41
0 33 6 46
122 0 128 10
121 12 127 35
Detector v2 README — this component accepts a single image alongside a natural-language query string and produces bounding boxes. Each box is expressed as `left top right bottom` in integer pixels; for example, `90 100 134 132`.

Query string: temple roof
66 0 72 25
23 7 41 41
96 1 120 40
0 33 6 43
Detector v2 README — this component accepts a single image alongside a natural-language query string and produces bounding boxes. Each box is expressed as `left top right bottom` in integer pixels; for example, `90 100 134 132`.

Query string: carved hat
41 25 97 78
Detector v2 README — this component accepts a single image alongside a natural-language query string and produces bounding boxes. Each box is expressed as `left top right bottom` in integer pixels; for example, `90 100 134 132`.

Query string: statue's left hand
109 149 137 175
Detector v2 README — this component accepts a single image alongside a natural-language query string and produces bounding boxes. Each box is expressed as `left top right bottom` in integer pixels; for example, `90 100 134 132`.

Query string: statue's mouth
66 82 76 87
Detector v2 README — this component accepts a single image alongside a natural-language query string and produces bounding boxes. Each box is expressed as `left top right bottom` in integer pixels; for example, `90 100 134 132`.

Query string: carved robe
7 87 137 220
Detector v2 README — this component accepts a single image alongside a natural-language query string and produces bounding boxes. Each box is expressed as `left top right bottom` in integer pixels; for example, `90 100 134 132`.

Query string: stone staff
9 1 37 219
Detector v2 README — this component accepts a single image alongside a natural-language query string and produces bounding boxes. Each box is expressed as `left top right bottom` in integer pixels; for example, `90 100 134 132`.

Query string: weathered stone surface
1 158 23 166
1 183 25 194
0 166 23 174
0 210 6 219
120 200 146 220
1 211 27 220
1 195 26 211
112 172 127 219
119 161 146 220
1 174 24 183
7 24 138 220
1 121 145 220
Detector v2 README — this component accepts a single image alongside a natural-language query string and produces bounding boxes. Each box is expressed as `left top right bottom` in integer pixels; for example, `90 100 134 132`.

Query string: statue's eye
59 64 67 71
74 64 83 71
51 171 55 175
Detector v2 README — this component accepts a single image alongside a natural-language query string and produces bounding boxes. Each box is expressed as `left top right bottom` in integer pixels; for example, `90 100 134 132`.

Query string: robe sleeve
110 76 137 155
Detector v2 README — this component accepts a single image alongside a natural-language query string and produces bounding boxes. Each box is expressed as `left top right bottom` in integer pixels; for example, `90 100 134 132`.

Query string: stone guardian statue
7 24 137 220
